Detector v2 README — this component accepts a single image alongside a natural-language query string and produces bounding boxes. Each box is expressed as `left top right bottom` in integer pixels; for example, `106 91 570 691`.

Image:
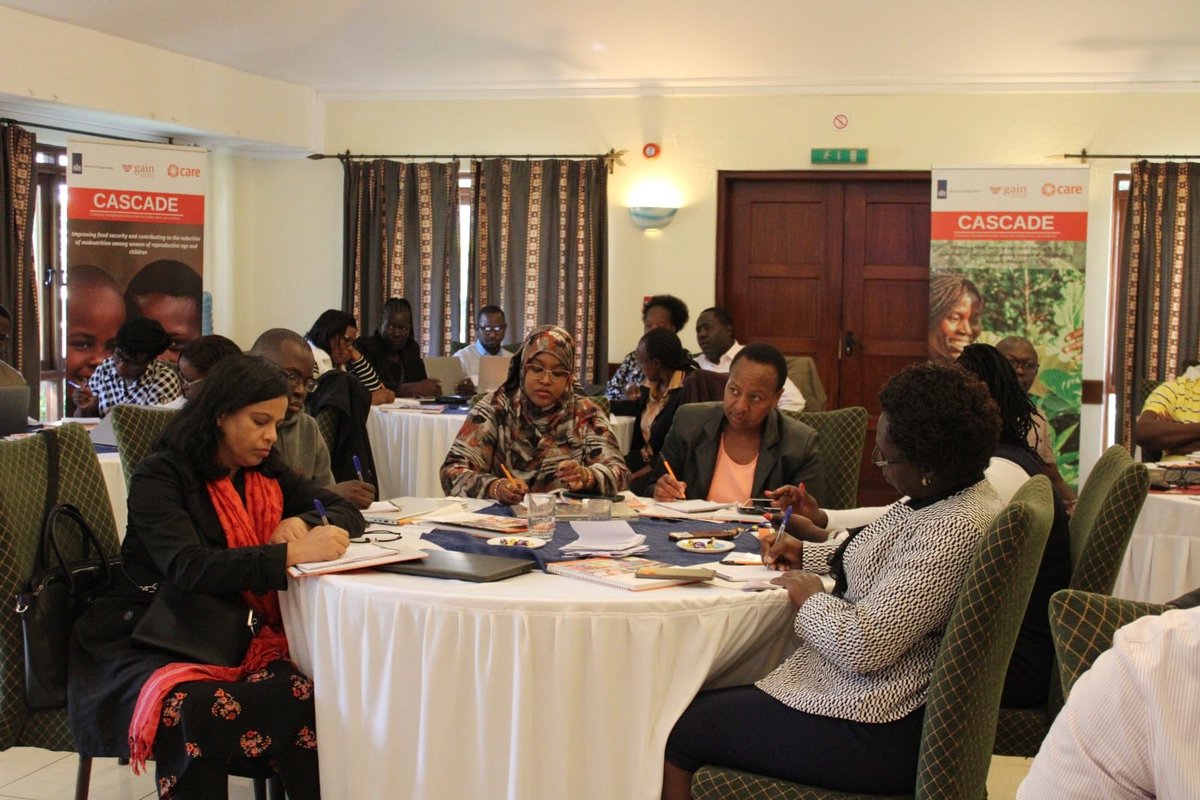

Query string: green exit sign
811 148 869 165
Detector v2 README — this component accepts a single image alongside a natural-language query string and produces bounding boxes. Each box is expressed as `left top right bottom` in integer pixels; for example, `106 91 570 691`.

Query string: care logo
166 163 201 178
1042 181 1084 196
120 163 156 176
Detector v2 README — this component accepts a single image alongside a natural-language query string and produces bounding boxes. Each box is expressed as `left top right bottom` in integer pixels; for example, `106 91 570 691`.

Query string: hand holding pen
653 459 687 501
761 505 805 571
493 465 528 505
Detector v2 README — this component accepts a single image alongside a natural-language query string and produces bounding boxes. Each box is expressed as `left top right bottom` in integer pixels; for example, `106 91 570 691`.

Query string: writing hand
653 473 687 501
330 480 376 509
286 525 350 566
493 477 528 505
270 516 311 544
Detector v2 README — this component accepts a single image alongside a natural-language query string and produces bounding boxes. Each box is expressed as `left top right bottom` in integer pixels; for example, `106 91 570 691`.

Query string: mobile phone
563 491 625 503
737 498 775 515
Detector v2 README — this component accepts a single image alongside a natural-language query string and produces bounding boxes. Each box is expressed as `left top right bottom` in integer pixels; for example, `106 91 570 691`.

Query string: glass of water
526 493 556 540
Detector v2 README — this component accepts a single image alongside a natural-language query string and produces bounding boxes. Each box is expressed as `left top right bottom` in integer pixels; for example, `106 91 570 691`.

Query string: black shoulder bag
14 429 120 710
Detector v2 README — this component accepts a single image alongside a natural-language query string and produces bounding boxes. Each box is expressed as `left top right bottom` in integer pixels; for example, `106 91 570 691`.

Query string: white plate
487 536 548 549
676 538 735 553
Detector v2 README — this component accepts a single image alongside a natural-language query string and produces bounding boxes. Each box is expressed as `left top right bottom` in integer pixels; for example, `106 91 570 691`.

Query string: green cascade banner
930 165 1089 487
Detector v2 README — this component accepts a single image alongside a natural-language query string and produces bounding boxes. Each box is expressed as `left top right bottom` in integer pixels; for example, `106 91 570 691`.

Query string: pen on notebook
313 499 330 526
352 455 364 482
662 459 685 499
501 464 517 485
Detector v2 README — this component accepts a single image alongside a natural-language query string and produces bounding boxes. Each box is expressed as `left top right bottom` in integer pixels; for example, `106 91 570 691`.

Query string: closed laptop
375 549 534 582
0 386 30 436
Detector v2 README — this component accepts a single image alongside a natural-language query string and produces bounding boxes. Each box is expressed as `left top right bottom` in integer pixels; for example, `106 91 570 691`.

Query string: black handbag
131 582 261 667
14 429 119 710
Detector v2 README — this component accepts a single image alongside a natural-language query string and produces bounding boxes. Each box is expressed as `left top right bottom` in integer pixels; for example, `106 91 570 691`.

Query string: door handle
843 330 856 356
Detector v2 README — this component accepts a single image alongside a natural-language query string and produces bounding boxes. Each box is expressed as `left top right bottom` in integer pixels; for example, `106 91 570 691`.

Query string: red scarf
128 470 290 774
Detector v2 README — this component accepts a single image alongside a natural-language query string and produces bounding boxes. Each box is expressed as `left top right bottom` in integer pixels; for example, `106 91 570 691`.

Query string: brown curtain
468 158 607 383
1113 160 1200 449
343 159 461 356
0 123 38 406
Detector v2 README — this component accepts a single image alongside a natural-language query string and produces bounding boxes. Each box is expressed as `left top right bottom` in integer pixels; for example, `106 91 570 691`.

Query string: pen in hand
313 498 330 527
352 455 365 482
662 459 686 500
764 505 793 567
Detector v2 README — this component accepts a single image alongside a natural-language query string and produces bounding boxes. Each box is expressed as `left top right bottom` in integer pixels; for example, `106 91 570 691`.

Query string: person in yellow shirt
1135 365 1200 459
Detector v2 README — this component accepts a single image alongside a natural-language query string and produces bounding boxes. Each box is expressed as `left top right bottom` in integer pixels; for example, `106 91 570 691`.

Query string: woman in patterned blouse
440 325 630 504
663 362 1003 798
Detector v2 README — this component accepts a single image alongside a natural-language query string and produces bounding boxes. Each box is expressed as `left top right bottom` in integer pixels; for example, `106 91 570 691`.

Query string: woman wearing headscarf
439 325 630 503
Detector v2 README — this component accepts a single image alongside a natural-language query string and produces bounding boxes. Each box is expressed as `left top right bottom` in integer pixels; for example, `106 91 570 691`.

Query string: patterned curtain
468 158 607 383
343 159 461 356
0 124 38 404
1113 160 1200 449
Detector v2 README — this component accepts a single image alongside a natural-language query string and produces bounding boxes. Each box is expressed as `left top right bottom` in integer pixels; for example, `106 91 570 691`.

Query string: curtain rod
0 117 170 144
1063 148 1200 161
309 148 628 172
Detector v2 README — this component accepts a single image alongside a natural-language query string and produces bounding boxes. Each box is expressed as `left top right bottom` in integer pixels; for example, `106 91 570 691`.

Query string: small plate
676 538 735 553
487 536 547 549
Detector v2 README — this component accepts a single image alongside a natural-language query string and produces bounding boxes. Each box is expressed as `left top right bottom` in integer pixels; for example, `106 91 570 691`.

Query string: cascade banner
65 140 206 391
930 165 1089 487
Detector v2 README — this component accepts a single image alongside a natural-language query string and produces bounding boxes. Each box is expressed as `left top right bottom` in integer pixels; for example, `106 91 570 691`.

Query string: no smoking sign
833 114 849 130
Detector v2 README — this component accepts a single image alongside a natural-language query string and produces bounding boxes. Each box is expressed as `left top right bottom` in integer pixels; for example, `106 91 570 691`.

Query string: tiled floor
0 747 257 800
0 746 1032 799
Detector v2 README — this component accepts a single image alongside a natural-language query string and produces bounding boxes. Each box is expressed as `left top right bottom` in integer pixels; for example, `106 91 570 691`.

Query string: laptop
0 386 30 436
477 355 512 393
423 357 466 393
374 549 534 582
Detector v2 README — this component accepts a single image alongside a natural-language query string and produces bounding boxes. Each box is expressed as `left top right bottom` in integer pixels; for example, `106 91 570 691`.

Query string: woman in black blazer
69 355 364 799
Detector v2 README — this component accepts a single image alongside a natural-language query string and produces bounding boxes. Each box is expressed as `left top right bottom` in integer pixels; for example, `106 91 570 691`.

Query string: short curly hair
642 294 689 331
879 361 999 482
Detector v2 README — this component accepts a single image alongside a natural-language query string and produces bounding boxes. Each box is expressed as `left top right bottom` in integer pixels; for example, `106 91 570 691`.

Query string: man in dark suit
652 343 822 503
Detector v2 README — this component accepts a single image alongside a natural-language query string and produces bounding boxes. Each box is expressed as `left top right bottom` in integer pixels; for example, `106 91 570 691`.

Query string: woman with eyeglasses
69 354 363 799
170 334 242 406
304 308 395 406
72 316 183 416
662 362 1003 798
354 297 441 399
440 325 630 503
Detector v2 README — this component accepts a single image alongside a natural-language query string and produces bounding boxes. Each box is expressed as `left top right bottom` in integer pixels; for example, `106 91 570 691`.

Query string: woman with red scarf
68 354 364 799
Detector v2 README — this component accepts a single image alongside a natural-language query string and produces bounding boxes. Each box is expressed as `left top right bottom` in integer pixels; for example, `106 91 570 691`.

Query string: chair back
0 424 119 752
1049 589 1164 702
1068 445 1149 594
110 404 177 490
915 475 1054 800
785 356 827 412
782 407 868 510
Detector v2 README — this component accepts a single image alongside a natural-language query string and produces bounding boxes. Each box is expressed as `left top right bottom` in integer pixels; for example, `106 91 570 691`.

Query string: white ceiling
5 0 1200 98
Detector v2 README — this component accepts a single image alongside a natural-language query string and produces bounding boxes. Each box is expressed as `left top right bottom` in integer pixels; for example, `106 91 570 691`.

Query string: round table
1113 492 1200 603
280 559 794 799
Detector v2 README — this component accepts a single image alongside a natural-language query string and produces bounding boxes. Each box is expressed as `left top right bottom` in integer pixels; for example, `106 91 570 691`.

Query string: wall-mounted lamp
628 206 678 230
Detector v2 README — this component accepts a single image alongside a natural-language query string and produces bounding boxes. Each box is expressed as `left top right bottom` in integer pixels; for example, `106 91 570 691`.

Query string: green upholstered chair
782 407 868 510
691 475 1055 800
1048 589 1164 701
590 394 611 415
992 445 1150 756
109 404 177 489
0 424 120 799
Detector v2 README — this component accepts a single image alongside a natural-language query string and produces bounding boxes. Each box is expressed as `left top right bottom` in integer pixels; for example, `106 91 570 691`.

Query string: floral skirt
153 659 319 799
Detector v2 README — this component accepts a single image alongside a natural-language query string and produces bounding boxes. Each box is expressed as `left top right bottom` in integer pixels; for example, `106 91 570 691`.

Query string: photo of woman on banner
124 259 202 363
927 272 983 363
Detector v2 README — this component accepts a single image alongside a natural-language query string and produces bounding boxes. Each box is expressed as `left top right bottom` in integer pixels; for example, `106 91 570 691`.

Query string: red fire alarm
642 142 661 159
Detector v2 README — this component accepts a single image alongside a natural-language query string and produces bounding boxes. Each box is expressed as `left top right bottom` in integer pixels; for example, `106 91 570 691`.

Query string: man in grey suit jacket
652 343 822 502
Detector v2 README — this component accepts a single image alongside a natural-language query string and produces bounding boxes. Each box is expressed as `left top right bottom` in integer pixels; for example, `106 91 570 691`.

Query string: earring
921 475 931 487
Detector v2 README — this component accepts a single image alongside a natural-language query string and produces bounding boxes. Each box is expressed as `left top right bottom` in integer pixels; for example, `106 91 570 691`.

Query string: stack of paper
562 520 647 556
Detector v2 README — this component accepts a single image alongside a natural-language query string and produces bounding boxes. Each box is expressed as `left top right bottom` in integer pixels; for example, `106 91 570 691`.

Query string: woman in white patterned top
662 362 1003 798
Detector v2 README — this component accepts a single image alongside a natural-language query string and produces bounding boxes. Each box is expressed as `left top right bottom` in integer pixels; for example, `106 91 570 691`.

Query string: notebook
477 355 512 392
547 557 704 591
0 386 30 436
286 541 426 577
375 549 534 582
423 357 466 392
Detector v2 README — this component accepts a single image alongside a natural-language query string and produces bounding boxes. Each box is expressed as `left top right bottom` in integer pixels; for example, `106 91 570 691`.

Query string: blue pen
352 455 364 482
313 498 330 526
776 505 794 545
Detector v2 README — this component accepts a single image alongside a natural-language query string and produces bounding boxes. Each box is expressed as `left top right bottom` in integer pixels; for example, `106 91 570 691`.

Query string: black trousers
665 686 925 795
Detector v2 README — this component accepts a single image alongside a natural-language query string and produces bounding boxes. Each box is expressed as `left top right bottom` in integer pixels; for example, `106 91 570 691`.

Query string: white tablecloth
367 409 638 499
280 564 794 799
1113 493 1200 603
98 451 128 538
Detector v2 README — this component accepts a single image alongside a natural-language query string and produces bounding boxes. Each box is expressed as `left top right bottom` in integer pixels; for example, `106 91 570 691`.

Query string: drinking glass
526 493 556 540
586 497 612 521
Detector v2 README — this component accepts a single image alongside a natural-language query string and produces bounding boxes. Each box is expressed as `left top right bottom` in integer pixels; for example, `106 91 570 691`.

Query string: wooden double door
716 171 931 506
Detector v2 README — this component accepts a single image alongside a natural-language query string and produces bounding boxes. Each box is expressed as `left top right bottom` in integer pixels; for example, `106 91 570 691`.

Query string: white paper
656 500 732 513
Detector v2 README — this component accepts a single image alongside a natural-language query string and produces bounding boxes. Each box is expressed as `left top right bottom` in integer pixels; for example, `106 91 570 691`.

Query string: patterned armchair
692 476 1055 800
109 404 177 489
0 424 120 798
992 444 1149 756
781 407 868 510
1048 589 1164 701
